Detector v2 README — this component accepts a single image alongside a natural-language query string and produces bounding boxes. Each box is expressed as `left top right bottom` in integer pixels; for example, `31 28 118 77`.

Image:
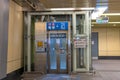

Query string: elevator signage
74 38 87 48
47 22 68 30
96 16 109 24
73 35 87 48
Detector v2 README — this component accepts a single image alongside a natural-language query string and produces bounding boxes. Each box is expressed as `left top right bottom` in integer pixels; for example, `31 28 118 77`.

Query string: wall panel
92 28 107 56
107 28 120 50
92 27 120 56
7 0 23 74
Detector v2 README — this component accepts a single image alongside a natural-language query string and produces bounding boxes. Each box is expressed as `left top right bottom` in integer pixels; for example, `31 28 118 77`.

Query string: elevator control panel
73 34 87 48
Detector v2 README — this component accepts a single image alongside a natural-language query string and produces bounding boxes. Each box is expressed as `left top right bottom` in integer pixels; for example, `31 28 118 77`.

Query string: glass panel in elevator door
59 34 67 70
49 36 57 69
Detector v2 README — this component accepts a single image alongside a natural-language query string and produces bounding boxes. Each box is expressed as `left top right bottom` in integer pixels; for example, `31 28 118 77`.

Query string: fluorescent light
92 22 120 24
80 7 95 10
102 13 120 16
109 22 120 24
48 7 94 11
50 8 74 11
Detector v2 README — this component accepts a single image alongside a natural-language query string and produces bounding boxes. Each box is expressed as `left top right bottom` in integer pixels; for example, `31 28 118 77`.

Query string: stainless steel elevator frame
26 11 92 73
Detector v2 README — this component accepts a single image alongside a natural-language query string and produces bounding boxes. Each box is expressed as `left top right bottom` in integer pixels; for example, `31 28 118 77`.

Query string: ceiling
39 0 96 8
13 0 120 13
13 0 120 27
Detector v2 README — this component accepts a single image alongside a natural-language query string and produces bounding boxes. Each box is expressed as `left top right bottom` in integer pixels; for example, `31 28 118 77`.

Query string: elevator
24 11 92 74
48 32 68 73
46 22 71 73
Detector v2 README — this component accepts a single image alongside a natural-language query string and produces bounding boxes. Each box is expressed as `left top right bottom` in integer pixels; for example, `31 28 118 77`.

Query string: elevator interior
24 11 91 74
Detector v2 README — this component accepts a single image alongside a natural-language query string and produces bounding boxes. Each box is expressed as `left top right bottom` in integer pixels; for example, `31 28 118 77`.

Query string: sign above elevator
47 22 68 30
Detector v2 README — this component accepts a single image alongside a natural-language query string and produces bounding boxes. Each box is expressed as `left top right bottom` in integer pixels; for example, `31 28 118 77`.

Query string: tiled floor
38 74 80 80
22 60 120 80
93 60 120 71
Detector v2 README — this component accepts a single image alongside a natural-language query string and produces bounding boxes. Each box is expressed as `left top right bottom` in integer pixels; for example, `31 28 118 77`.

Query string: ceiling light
102 13 120 16
80 7 95 10
92 22 120 24
50 8 75 11
109 22 120 24
48 8 94 11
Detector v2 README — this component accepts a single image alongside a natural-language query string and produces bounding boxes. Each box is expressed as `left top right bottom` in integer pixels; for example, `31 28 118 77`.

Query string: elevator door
48 32 68 73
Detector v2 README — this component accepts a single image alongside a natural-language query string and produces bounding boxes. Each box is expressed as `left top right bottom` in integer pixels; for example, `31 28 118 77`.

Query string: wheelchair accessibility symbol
61 23 65 29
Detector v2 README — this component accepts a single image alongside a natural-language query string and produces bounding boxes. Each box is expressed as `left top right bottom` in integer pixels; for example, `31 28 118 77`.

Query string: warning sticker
37 41 43 47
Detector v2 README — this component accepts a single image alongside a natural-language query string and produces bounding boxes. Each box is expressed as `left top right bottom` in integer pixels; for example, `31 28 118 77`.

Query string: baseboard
98 56 120 59
1 68 23 80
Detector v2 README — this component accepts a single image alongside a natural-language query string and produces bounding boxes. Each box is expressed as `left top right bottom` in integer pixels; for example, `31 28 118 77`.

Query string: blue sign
47 22 68 30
